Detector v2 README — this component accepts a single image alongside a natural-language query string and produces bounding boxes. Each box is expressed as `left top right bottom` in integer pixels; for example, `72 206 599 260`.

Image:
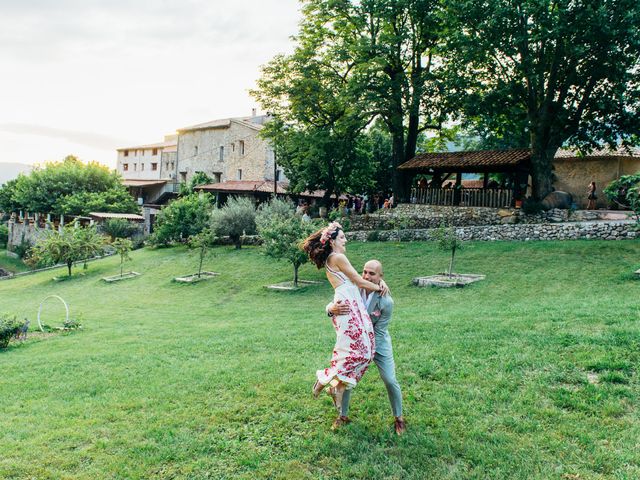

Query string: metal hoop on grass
37 295 69 332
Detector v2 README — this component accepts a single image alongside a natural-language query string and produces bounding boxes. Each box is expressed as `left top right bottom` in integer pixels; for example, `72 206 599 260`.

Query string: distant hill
0 163 31 186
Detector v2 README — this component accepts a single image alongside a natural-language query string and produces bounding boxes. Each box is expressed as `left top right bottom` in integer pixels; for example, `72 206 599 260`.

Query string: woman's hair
301 222 342 269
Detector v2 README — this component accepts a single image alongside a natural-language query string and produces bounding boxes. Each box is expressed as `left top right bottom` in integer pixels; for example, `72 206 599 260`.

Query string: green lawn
0 250 29 274
1 240 639 479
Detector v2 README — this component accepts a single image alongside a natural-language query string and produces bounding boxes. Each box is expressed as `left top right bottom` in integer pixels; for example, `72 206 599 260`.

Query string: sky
0 0 302 170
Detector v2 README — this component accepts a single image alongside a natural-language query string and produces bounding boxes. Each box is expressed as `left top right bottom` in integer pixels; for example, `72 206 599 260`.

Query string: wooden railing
411 187 513 208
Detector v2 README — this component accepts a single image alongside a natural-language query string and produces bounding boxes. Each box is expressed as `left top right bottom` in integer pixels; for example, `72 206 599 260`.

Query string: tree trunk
232 235 241 249
293 263 299 288
120 258 124 277
448 244 456 277
67 261 72 277
530 131 558 201
198 247 204 277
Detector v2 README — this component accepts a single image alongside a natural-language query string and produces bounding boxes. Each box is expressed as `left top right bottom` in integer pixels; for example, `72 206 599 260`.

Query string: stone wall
348 204 603 230
347 220 637 243
6 220 48 252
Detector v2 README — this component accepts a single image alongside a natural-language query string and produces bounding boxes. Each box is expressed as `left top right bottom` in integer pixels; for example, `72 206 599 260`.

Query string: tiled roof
177 116 267 133
555 147 640 158
196 181 340 199
89 212 144 221
117 139 177 152
399 149 531 170
197 180 289 195
122 179 168 187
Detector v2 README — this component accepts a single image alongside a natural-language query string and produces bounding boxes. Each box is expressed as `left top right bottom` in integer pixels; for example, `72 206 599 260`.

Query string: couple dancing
302 221 406 435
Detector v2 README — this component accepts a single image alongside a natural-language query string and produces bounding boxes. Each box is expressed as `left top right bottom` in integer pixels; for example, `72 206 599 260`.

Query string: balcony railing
411 187 513 208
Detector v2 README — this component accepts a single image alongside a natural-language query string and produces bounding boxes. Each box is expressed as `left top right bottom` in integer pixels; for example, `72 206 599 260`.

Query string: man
326 260 406 435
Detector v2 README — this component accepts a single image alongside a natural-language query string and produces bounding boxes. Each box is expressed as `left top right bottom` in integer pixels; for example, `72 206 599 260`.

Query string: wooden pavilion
398 149 532 208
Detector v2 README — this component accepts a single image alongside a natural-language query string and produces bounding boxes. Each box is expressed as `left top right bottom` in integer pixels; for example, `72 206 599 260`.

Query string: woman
587 181 597 210
302 222 388 410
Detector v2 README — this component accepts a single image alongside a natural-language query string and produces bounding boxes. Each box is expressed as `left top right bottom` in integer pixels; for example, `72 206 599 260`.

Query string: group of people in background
296 192 396 220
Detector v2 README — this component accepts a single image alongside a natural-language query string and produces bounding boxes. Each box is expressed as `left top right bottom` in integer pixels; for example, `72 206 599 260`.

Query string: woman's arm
331 254 386 293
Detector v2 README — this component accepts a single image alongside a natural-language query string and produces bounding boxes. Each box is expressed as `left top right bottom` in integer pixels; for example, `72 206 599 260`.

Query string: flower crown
320 222 342 245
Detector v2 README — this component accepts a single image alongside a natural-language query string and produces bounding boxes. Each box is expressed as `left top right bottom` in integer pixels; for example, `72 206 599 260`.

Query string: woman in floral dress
302 222 388 410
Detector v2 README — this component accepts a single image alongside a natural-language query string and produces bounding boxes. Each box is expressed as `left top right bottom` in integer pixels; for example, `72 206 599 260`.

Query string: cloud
0 123 130 151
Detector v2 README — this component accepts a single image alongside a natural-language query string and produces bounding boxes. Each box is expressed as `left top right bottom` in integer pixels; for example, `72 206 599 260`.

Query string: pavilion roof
399 149 531 171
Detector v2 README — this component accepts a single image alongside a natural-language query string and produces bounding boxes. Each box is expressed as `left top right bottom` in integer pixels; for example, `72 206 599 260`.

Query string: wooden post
454 173 462 206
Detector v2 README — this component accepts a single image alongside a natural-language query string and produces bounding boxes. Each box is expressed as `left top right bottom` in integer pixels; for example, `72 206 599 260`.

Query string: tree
444 0 640 200
111 237 133 277
0 178 20 214
253 0 446 201
434 222 463 277
180 171 213 195
256 198 316 287
150 193 214 246
187 228 216 278
7 155 135 214
56 188 139 216
29 222 106 277
210 197 257 249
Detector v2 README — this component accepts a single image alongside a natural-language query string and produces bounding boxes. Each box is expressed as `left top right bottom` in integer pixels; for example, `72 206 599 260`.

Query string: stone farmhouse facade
117 135 177 182
175 114 285 185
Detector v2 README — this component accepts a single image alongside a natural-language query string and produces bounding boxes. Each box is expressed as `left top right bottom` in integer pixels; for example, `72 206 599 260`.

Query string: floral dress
316 259 375 389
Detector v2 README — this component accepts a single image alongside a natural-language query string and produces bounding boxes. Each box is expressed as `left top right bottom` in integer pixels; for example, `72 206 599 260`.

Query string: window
237 169 242 180
219 146 224 161
171 161 175 170
134 163 137 171
275 170 281 181
194 146 198 155
151 163 157 171
152 148 158 156
123 163 129 171
124 150 129 157
231 143 235 152
141 163 145 171
239 140 245 155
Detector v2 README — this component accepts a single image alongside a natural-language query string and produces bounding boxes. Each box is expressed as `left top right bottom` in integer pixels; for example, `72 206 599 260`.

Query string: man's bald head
362 260 383 284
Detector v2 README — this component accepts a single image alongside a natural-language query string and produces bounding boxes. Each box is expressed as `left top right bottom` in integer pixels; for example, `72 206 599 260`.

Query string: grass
0 240 639 479
0 250 29 273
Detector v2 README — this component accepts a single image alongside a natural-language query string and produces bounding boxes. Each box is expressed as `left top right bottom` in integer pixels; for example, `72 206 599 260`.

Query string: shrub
102 218 139 240
0 315 22 349
0 223 8 248
150 193 214 246
433 222 464 277
327 208 351 231
111 237 133 277
210 197 257 249
604 174 640 225
187 229 217 278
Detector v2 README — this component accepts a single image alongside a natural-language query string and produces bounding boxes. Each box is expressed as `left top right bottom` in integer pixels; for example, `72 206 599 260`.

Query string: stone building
175 114 285 185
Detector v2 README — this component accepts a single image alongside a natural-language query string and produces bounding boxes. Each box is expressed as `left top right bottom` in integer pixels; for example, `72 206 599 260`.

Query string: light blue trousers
340 351 402 417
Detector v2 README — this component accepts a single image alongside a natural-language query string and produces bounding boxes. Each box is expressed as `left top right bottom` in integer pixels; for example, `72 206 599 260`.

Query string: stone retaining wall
348 204 603 230
347 221 637 243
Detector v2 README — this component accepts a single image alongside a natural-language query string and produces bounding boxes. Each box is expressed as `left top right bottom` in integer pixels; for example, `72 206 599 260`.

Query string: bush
102 218 139 240
0 315 22 349
150 193 214 246
327 208 351 231
604 174 640 208
210 197 257 249
0 223 8 248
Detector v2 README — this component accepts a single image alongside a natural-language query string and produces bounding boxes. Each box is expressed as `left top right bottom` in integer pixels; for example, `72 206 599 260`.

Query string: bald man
327 260 406 435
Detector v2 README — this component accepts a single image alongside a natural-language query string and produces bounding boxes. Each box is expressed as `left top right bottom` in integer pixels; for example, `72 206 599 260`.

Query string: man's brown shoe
331 416 351 431
394 417 406 436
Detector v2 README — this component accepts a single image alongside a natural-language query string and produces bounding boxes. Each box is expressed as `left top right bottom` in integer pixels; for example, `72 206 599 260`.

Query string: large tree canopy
253 0 446 201
444 0 640 200
0 155 139 215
